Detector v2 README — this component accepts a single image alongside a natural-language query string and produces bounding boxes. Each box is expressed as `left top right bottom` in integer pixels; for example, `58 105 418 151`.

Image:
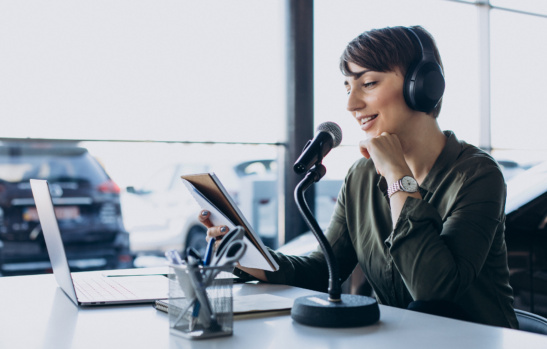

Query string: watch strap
387 179 402 198
387 176 417 198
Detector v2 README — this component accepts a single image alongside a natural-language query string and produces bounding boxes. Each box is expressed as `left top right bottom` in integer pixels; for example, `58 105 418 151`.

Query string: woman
199 26 517 328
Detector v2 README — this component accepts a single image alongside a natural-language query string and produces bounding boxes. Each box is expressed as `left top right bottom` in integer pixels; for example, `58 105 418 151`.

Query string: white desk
1 271 546 349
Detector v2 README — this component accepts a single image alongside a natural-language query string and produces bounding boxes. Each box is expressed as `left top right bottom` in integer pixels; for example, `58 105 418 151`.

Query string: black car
504 161 547 317
0 141 133 276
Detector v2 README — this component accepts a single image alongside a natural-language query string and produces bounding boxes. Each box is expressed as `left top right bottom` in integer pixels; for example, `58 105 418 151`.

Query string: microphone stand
290 164 380 327
294 164 341 301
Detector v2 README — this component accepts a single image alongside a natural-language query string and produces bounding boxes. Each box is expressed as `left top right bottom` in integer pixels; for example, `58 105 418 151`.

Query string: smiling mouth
360 115 378 126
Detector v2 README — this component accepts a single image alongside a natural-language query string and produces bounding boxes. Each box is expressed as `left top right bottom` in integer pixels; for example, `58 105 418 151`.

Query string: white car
121 160 277 257
122 158 343 260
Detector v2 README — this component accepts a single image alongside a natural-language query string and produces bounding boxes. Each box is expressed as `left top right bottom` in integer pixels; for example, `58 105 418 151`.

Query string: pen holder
169 263 234 340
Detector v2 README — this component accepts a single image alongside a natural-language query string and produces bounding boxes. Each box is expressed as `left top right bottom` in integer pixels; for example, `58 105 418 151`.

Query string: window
0 0 285 143
490 9 547 156
0 1 286 274
2 0 547 276
315 0 480 164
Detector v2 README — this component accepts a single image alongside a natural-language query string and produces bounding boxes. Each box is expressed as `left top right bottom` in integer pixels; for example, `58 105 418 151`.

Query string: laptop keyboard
74 277 139 302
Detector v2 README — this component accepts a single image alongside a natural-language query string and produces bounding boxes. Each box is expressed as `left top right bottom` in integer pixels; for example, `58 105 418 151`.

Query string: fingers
358 140 371 159
198 210 214 228
206 225 229 241
360 132 399 156
359 132 393 159
359 132 407 176
199 210 229 241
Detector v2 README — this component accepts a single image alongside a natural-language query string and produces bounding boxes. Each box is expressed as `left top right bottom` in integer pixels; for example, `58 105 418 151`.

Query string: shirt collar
419 130 462 193
376 130 462 197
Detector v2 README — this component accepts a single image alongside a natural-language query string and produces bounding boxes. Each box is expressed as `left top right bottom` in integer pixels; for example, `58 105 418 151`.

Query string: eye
363 81 377 88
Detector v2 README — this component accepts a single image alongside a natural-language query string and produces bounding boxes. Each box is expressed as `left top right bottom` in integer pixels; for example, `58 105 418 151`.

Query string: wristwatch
387 175 418 198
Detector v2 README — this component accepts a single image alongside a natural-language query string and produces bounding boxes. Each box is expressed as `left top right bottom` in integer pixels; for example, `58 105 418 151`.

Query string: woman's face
344 62 415 139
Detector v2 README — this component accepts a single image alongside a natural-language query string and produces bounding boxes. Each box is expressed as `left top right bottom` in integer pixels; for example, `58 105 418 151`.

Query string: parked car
122 159 342 260
504 161 547 317
497 159 535 181
122 159 278 258
0 141 133 276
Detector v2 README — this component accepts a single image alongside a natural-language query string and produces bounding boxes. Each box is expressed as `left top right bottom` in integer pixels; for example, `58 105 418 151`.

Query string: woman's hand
198 210 229 243
359 132 412 184
197 209 268 281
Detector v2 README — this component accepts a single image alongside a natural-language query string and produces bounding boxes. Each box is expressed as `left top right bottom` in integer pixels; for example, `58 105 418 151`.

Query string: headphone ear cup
403 60 420 111
403 61 445 113
404 61 445 113
403 27 446 113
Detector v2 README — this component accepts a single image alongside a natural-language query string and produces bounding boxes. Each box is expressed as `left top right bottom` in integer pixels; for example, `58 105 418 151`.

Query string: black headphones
403 27 445 113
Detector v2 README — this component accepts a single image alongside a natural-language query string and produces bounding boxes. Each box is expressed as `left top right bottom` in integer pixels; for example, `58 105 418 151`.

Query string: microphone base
291 294 380 328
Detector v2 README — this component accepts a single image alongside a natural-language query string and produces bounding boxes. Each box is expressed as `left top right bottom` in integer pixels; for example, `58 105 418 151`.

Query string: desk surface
1 270 546 349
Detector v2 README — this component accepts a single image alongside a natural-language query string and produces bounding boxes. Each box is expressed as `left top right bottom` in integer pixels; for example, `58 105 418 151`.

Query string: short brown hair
340 26 444 118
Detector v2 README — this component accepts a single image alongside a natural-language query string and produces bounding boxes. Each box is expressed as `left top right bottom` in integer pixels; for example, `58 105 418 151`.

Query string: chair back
515 309 547 335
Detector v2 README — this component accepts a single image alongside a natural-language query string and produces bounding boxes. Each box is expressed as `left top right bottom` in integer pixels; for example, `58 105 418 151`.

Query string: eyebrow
344 69 372 86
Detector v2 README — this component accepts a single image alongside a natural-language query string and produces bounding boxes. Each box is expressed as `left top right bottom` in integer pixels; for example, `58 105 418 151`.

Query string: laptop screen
30 179 79 305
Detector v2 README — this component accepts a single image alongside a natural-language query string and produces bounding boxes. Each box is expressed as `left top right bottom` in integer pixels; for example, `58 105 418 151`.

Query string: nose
346 89 365 113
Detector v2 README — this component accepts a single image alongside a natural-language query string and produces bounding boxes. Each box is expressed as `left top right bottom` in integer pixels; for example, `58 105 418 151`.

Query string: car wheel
185 226 208 257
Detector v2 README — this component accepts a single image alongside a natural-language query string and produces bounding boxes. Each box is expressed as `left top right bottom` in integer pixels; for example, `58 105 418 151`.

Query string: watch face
401 176 418 192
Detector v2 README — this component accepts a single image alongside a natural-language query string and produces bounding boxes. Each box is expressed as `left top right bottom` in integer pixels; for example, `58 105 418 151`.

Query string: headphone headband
407 27 435 56
403 27 445 113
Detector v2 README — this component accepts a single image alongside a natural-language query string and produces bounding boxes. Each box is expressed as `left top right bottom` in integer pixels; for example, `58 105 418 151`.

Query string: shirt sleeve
384 162 506 301
256 175 359 293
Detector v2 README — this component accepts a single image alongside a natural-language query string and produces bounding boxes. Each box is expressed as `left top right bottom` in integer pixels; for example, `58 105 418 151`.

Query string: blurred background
1 0 546 316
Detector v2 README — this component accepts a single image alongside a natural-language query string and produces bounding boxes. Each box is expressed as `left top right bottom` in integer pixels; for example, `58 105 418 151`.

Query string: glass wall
0 0 286 275
490 0 547 16
315 0 547 179
315 0 481 170
490 8 547 164
0 0 286 143
2 0 547 281
314 0 547 315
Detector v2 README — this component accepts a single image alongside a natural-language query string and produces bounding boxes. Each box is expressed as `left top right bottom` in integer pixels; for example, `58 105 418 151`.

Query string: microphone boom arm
290 121 379 327
294 164 341 301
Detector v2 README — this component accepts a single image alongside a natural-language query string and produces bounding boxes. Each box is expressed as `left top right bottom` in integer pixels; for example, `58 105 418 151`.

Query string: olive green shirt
247 131 517 328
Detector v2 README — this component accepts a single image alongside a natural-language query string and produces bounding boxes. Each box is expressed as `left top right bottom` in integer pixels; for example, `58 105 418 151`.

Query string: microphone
290 121 380 328
293 122 343 174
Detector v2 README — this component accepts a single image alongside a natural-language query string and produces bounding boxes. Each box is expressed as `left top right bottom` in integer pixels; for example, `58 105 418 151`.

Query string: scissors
211 226 245 265
205 239 247 285
213 240 246 267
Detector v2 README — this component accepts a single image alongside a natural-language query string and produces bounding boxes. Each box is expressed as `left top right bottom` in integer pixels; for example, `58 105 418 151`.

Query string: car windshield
0 146 108 184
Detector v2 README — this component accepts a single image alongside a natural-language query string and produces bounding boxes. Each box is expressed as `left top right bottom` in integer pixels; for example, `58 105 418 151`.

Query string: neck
399 116 446 184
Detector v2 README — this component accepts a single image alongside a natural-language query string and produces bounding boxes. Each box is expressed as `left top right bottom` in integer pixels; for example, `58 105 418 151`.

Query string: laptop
30 179 169 306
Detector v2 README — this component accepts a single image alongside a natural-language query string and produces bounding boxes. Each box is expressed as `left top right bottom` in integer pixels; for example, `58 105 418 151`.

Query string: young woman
199 26 517 328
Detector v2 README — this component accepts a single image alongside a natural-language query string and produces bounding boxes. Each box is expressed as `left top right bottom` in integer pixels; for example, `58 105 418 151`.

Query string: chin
362 129 380 138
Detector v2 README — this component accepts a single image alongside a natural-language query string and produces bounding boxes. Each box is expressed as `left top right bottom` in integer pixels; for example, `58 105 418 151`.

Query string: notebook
155 292 294 319
181 173 279 271
30 179 168 306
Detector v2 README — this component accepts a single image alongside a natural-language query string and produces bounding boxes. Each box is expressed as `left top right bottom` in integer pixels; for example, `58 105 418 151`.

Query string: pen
186 247 202 263
165 250 184 265
187 256 215 329
203 238 215 267
189 241 213 330
190 238 216 329
165 250 198 329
